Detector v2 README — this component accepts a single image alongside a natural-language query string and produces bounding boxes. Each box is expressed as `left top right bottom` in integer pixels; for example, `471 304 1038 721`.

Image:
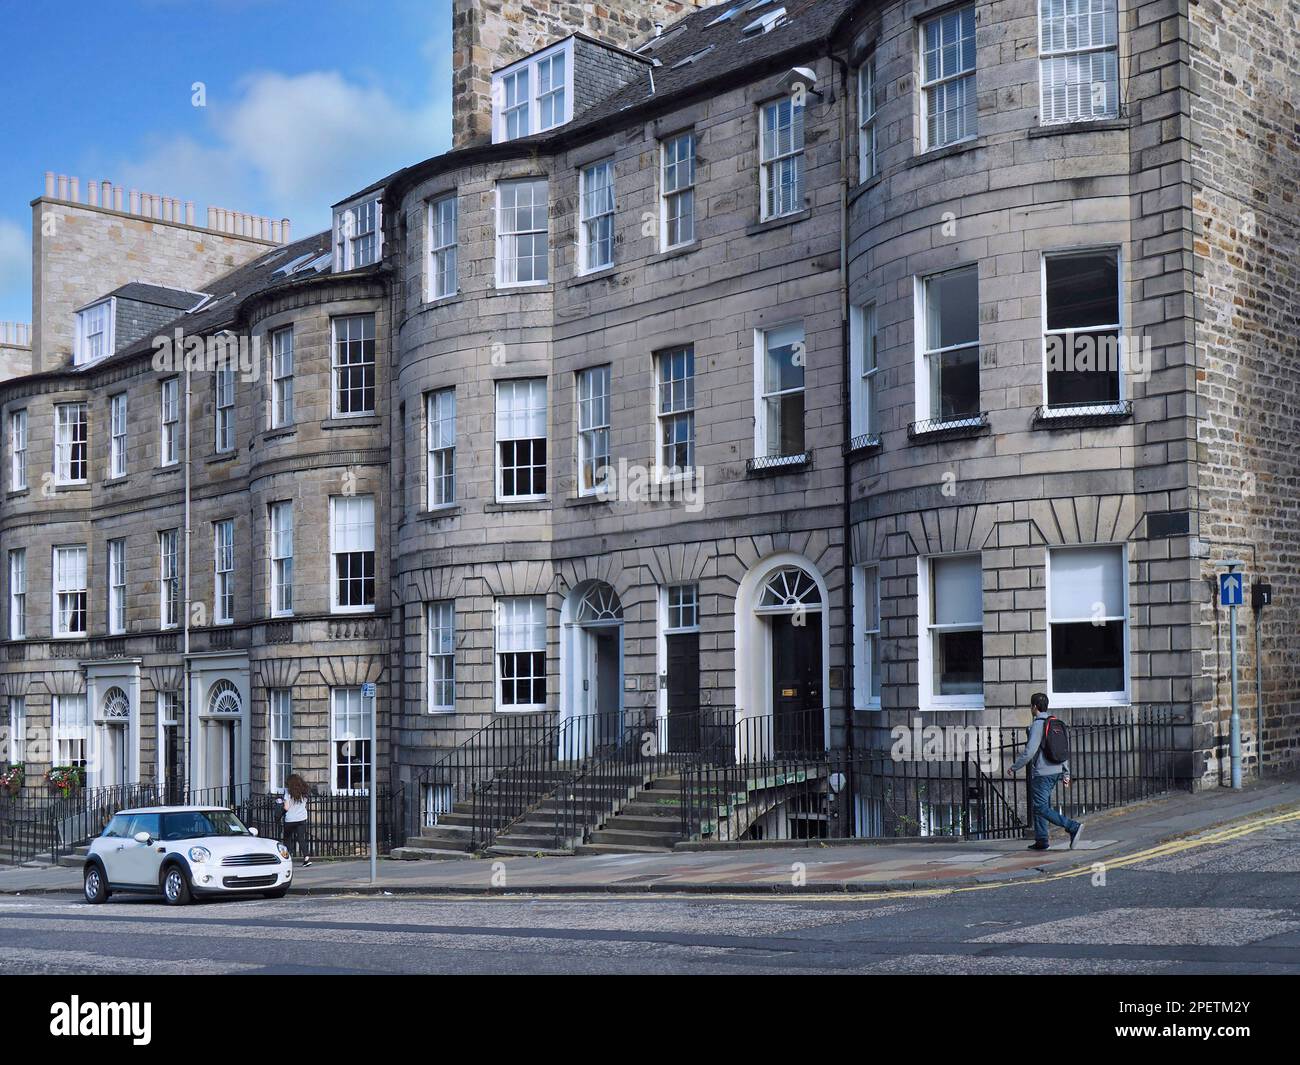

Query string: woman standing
280 774 312 867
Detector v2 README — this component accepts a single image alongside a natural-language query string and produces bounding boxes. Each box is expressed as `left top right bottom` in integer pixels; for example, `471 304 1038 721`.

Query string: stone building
1 0 1296 837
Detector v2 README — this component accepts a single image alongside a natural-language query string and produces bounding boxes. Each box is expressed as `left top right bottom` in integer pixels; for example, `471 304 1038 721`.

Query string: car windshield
160 810 251 841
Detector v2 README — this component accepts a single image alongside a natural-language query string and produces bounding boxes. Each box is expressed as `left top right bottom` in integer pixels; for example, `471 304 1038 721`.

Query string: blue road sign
1219 572 1244 607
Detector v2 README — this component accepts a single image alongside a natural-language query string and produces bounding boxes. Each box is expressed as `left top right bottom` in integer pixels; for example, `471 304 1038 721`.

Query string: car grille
221 853 280 867
222 874 279 888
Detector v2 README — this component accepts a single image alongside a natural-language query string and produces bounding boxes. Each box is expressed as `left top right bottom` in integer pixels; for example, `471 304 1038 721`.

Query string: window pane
933 555 981 626
936 630 982 695
1051 620 1124 693
1049 545 1123 619
1046 251 1119 330
931 343 981 419
926 266 979 349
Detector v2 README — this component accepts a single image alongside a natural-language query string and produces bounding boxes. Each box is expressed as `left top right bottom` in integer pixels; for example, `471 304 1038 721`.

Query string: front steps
574 775 689 855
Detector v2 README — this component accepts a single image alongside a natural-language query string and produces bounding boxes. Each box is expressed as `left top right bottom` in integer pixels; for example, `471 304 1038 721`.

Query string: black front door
666 631 701 752
770 613 822 754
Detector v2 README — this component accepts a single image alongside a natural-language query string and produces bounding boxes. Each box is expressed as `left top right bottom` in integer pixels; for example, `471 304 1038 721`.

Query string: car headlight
188 846 211 863
277 844 290 861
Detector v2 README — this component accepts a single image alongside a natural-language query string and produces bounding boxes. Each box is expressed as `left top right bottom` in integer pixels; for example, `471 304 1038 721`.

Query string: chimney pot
44 172 55 197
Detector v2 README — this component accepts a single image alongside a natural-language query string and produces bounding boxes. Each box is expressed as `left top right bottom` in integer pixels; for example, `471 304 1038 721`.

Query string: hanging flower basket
45 765 85 798
0 763 22 797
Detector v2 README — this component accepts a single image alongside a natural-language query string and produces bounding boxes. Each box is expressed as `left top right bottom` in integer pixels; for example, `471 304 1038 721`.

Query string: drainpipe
829 49 855 830
182 360 192 791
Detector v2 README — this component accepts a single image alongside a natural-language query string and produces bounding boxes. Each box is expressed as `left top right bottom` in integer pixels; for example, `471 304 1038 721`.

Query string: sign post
362 681 378 882
1217 563 1245 789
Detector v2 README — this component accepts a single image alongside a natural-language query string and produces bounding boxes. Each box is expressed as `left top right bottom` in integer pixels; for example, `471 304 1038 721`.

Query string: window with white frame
666 584 699 631
1043 248 1122 410
920 5 977 150
9 408 26 490
757 323 806 457
496 379 547 500
52 545 87 638
214 519 234 624
426 388 455 508
853 564 882 708
8 696 25 764
160 379 179 467
850 304 880 440
496 596 546 709
269 501 294 616
8 549 24 640
334 196 382 271
656 346 695 474
270 689 292 793
53 694 88 768
1039 0 1119 124
918 264 980 423
492 39 574 142
496 179 549 286
428 600 455 713
922 554 983 706
109 393 127 478
158 691 179 787
330 495 375 612
159 529 180 629
858 55 880 181
330 687 372 795
759 97 804 220
107 539 126 635
271 327 294 427
332 315 376 417
215 368 235 452
1048 545 1127 701
54 402 88 483
661 132 696 249
579 160 615 273
74 299 113 366
428 195 458 299
576 365 610 495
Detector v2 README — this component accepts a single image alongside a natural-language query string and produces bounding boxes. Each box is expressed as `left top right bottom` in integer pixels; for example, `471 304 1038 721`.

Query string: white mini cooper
83 806 292 905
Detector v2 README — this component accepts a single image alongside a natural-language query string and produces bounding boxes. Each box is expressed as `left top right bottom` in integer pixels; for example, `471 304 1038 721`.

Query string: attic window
74 298 114 366
671 44 716 69
743 7 787 35
637 26 686 53
333 195 383 271
492 38 575 143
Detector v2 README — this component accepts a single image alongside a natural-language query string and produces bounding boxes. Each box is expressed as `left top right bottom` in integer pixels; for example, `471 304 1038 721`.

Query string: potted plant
0 763 22 797
46 765 85 798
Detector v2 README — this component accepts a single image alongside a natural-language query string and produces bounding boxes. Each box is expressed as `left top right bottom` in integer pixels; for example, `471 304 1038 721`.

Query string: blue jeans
1031 772 1080 843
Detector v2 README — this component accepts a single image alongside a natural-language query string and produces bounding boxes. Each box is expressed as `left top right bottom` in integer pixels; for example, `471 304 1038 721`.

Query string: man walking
1010 693 1083 851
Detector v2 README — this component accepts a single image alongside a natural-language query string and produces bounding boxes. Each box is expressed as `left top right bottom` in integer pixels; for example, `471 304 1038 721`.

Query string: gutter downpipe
830 48 855 833
182 357 192 794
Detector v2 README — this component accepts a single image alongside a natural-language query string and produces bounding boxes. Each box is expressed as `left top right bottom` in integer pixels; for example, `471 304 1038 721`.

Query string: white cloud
117 69 446 237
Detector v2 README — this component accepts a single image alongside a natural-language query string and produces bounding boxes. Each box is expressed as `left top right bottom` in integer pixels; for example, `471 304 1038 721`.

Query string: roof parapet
0 322 31 348
41 172 291 244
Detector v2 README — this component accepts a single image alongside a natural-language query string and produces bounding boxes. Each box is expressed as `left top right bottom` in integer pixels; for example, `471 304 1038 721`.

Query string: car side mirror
133 831 152 844
248 827 259 837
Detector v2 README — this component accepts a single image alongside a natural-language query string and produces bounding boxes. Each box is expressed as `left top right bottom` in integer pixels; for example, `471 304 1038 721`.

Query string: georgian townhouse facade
2 0 1297 832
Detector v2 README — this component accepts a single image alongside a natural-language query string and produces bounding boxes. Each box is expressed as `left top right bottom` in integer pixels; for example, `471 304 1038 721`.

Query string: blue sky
0 0 453 323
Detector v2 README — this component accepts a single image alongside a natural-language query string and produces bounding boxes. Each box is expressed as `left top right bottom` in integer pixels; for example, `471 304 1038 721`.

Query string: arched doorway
203 680 242 796
735 555 830 757
561 581 624 755
98 687 130 786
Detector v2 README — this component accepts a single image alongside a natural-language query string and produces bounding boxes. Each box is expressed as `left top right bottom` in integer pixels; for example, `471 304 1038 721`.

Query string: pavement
3 773 1297 897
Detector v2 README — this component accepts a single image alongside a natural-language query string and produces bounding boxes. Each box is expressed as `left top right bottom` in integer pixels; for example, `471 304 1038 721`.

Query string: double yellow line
701 806 1300 902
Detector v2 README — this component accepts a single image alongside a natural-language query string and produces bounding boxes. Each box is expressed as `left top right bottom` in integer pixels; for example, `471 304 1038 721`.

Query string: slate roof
340 0 863 207
103 282 208 312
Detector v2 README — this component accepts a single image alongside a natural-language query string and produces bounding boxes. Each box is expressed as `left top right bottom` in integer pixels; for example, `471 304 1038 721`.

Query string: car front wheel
262 886 289 899
83 864 109 904
161 865 193 906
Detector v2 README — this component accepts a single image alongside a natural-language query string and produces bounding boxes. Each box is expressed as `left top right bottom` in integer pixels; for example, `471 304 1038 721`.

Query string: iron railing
243 788 405 858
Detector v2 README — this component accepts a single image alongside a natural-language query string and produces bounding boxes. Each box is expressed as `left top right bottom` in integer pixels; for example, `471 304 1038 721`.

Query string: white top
282 794 308 823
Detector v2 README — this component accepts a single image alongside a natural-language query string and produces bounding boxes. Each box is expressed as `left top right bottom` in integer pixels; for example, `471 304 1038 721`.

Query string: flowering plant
45 765 85 797
0 763 22 795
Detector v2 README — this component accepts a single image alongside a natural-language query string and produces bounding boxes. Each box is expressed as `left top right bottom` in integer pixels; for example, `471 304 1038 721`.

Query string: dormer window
492 39 574 143
74 298 114 366
334 195 383 271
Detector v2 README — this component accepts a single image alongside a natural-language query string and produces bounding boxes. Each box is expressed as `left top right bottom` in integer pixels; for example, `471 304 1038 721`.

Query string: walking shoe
302 858 312 867
1027 841 1049 851
1069 822 1085 849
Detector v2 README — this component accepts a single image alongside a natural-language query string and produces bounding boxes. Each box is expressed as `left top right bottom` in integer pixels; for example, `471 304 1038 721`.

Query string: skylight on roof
671 43 716 69
743 6 787 36
707 0 774 27
272 253 314 277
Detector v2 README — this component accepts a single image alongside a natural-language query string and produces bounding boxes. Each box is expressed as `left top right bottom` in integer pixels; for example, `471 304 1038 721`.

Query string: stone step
483 843 574 858
389 846 476 861
573 842 674 856
586 827 679 848
405 833 474 853
602 814 682 833
413 827 475 850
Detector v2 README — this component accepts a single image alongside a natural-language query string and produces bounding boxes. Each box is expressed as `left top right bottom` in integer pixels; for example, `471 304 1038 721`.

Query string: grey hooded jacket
1010 710 1071 777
